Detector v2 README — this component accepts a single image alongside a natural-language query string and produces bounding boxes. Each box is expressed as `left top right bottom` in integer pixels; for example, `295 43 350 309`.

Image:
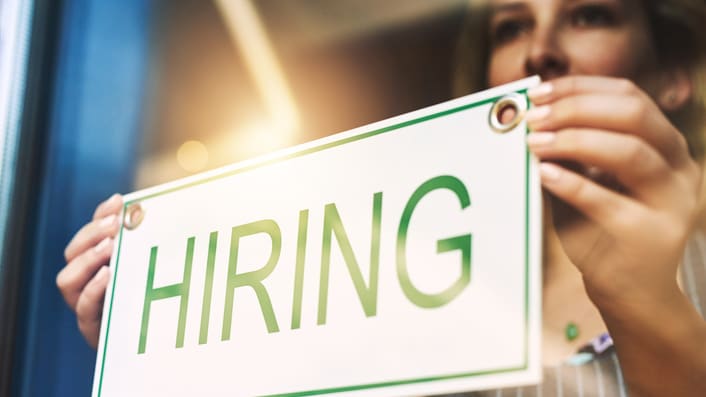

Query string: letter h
137 237 194 354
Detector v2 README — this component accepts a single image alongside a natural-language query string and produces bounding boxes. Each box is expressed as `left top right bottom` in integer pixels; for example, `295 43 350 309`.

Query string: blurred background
140 0 468 186
0 0 471 396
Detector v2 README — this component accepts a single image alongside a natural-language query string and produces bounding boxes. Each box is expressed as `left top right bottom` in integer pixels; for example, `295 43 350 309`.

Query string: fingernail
105 193 121 207
527 132 555 147
526 105 551 123
94 237 112 253
96 265 110 281
528 82 553 99
540 162 562 181
100 214 116 227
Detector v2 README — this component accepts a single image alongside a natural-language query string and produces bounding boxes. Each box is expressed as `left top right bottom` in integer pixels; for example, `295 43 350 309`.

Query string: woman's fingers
63 193 121 263
538 162 647 234
528 75 643 105
527 94 689 167
93 193 122 220
527 129 677 207
64 212 119 263
76 266 110 349
527 76 691 167
58 194 122 348
57 237 114 310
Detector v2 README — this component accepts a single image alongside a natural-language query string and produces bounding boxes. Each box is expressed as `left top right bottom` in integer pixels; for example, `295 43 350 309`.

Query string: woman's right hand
56 194 122 348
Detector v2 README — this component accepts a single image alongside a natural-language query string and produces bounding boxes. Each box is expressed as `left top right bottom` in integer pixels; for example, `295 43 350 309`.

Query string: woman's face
487 0 659 88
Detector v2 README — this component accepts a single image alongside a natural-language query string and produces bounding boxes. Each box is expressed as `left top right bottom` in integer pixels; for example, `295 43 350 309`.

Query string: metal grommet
124 203 144 230
489 93 526 133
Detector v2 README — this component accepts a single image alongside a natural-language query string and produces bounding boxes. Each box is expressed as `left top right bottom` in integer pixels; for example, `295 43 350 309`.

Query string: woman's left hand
526 75 702 307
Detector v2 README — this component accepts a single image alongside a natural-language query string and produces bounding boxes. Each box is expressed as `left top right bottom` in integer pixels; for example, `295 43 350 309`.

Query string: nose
524 25 568 80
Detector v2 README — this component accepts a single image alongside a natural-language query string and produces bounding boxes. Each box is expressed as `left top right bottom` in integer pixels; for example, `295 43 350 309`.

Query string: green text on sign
137 175 473 354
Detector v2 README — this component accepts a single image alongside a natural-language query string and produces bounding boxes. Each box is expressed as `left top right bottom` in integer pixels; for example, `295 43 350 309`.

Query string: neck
541 224 608 366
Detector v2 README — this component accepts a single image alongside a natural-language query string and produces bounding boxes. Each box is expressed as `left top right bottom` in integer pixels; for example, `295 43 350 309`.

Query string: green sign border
97 90 533 396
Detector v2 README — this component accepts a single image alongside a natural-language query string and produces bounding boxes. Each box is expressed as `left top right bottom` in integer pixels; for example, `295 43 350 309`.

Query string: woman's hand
57 194 122 348
526 75 701 305
527 75 706 395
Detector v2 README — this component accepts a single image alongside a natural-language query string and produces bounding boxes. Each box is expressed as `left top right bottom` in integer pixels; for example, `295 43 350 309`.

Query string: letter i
199 231 218 344
291 209 308 330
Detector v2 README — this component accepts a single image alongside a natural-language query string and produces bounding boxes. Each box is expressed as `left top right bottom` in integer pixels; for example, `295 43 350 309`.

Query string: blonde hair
453 0 706 160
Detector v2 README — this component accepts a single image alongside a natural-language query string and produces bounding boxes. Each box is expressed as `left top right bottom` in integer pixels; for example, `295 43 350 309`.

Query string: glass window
138 0 467 187
11 2 469 396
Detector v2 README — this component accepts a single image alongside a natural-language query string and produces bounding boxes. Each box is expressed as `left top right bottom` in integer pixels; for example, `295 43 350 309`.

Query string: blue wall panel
15 1 152 396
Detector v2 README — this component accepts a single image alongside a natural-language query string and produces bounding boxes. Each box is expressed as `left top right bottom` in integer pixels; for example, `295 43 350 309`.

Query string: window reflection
138 0 467 188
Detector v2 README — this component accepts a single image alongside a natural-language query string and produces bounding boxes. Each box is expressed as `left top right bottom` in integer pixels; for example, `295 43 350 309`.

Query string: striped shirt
438 231 706 397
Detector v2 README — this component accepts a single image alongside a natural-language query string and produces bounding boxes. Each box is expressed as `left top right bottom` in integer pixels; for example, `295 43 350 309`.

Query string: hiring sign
92 77 542 396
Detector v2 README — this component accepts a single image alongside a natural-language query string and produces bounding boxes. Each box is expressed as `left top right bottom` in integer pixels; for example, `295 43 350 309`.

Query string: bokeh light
176 140 209 172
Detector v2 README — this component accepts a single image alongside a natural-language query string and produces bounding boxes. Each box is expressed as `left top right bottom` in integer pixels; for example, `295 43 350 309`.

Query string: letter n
318 192 382 325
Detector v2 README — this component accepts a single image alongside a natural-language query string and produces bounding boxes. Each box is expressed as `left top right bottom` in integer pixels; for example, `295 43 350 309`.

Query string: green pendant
565 322 579 342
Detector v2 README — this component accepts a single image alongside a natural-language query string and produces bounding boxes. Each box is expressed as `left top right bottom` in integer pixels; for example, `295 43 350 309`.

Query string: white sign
93 77 542 397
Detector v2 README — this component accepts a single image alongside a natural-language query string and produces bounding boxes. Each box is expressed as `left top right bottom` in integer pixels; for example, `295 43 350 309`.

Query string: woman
454 0 706 395
58 0 706 395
